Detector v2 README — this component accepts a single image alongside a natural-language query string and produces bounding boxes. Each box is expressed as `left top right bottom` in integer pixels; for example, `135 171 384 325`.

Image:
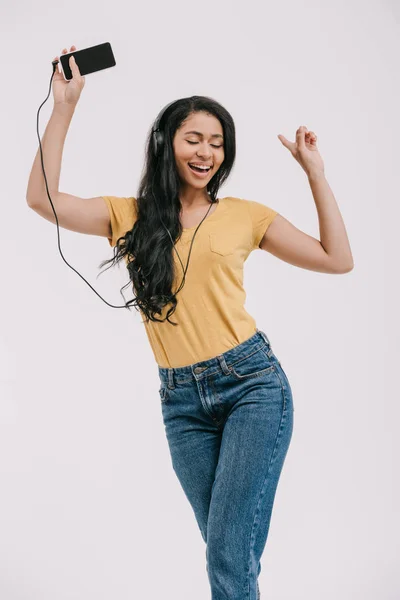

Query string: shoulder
101 195 137 216
223 196 276 216
222 196 251 213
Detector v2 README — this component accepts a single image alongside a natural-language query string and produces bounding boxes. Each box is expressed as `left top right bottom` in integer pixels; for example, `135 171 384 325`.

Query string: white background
1 0 399 598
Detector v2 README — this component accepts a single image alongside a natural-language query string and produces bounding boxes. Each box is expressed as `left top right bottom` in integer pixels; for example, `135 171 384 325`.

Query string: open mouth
188 163 212 177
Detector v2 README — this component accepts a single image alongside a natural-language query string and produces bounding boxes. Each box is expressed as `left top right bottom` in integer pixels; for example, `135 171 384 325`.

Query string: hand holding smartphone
52 42 116 109
59 42 116 81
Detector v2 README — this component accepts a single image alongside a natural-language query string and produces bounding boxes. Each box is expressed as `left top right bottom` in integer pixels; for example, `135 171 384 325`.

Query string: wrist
307 169 325 182
52 103 76 118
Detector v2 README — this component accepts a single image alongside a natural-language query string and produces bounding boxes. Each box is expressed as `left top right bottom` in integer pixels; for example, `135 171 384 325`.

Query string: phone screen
59 42 116 81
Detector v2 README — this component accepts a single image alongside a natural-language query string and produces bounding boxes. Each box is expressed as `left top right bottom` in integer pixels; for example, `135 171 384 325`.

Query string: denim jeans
158 329 294 600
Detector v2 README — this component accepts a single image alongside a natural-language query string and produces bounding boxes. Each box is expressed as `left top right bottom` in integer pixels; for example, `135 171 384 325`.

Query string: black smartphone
59 42 116 81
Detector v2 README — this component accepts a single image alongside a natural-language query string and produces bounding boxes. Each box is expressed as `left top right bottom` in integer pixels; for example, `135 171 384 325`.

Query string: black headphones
38 66 213 309
152 99 177 157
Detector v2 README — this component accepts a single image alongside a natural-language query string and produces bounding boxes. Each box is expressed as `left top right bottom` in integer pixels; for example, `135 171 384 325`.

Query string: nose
196 142 212 159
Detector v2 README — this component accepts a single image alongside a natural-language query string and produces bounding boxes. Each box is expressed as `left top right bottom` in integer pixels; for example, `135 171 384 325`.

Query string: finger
277 134 295 152
69 54 83 79
306 131 317 146
69 55 76 73
52 56 60 72
296 126 307 148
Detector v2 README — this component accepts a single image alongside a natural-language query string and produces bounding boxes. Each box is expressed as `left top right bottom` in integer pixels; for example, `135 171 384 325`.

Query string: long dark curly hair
97 95 236 326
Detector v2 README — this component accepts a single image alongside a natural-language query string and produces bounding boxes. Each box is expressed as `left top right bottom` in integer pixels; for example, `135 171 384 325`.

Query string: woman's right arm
26 104 75 203
26 46 111 239
26 106 111 238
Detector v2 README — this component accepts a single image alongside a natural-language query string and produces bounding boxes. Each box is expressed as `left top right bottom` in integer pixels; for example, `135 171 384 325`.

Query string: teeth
189 164 211 170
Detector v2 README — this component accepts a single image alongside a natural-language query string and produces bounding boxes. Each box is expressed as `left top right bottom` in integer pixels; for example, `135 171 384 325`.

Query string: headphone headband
152 99 179 133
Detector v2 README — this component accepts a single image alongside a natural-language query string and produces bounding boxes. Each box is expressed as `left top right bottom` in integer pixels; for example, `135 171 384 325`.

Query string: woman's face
173 111 225 192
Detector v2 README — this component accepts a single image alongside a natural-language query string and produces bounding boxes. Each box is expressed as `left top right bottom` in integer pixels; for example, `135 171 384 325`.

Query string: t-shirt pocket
209 233 235 256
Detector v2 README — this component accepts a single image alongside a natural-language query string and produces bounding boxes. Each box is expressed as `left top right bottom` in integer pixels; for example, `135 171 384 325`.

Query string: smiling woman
26 41 356 599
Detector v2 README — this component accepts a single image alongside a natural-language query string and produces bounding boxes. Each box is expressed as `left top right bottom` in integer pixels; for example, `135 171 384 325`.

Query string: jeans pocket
228 346 275 380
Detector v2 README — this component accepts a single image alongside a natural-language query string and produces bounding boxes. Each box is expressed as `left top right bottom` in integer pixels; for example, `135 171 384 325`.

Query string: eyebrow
184 130 224 139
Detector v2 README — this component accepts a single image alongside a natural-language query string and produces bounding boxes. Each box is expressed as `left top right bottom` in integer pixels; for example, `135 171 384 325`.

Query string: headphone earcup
153 130 164 156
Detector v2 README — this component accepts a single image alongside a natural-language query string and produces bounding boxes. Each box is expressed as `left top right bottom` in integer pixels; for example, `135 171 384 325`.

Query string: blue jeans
158 329 294 600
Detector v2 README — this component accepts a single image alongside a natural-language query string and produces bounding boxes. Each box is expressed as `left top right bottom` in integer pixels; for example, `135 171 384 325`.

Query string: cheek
178 158 190 171
217 151 224 166
176 150 190 165
174 152 186 168
177 161 190 178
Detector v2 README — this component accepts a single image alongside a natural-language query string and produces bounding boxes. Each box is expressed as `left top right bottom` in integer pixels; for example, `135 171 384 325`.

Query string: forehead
179 111 223 136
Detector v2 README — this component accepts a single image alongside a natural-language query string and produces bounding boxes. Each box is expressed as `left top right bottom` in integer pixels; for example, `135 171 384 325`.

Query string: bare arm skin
260 173 354 274
26 105 111 239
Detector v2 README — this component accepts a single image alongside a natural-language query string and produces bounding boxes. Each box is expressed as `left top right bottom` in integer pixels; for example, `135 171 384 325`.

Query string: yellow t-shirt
101 195 278 368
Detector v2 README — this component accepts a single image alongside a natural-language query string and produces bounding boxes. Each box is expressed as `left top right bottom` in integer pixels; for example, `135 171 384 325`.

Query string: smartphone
59 42 116 81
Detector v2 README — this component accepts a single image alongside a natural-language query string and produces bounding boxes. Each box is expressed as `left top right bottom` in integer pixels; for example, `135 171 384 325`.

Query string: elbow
26 195 37 207
334 261 354 274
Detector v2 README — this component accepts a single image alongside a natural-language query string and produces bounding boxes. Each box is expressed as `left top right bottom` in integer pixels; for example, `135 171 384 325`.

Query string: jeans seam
271 364 289 412
245 401 288 599
159 385 169 403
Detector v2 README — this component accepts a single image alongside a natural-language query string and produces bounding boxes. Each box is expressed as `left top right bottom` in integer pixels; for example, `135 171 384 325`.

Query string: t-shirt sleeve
246 199 278 251
101 196 138 247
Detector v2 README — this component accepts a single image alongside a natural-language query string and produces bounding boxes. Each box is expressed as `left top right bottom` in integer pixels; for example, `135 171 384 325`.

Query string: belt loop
217 354 231 375
257 329 271 346
167 368 175 389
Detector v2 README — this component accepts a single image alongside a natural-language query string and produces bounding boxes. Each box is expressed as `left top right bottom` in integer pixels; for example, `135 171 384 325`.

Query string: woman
29 46 354 600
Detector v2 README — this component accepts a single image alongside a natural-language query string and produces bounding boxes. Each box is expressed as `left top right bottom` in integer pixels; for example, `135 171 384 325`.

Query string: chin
182 178 208 189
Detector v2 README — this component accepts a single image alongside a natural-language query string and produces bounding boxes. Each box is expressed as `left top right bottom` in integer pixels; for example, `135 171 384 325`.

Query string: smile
188 163 213 177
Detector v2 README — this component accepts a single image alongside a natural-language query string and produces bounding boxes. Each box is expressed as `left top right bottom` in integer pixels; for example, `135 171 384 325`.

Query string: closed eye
186 141 223 148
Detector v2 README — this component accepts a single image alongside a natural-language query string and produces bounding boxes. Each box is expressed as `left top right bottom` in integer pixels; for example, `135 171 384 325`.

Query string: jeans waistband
158 328 271 386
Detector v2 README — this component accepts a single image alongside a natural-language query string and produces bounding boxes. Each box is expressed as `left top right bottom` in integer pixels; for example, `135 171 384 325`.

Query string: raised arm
265 126 354 274
26 45 111 239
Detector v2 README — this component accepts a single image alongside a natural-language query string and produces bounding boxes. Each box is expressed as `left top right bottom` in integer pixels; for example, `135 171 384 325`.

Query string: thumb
69 55 80 75
277 134 292 150
69 55 84 82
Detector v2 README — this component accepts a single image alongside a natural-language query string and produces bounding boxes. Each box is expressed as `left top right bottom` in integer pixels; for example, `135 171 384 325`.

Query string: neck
179 186 212 209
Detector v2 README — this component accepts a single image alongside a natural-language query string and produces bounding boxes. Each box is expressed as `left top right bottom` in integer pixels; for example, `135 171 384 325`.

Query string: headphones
37 65 214 310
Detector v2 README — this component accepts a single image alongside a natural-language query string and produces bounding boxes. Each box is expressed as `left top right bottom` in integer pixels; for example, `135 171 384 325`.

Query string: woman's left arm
260 126 354 274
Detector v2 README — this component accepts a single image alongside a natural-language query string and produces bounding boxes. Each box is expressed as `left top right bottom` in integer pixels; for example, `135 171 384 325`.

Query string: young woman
27 46 354 600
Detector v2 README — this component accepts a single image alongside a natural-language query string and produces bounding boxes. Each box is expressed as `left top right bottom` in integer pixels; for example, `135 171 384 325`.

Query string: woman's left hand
278 126 325 178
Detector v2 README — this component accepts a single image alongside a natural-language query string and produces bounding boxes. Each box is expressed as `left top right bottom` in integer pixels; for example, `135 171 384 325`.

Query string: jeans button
194 366 207 374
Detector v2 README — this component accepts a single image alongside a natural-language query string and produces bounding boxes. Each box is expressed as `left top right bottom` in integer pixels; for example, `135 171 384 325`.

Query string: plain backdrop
1 0 399 598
